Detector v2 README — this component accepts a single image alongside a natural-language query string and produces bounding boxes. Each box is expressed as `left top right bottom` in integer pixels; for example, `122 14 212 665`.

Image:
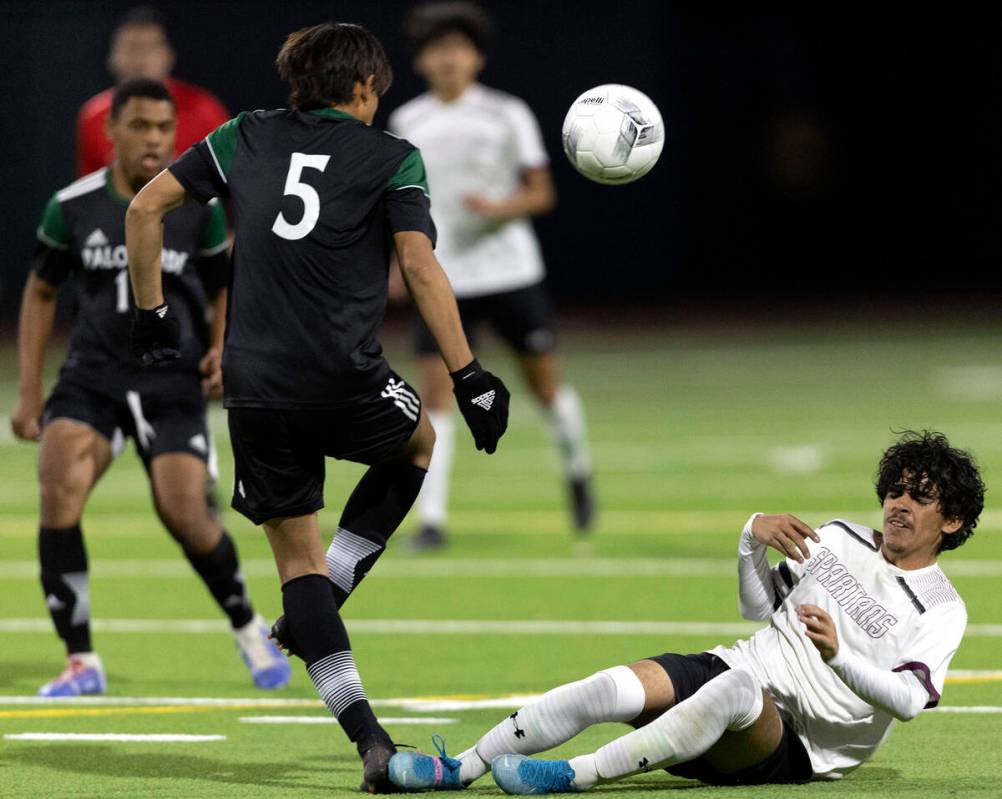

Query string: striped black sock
185 531 254 629
327 460 427 605
38 525 91 654
283 574 388 748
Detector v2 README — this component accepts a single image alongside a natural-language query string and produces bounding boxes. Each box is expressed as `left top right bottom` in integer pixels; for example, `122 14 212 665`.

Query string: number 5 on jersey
272 152 331 241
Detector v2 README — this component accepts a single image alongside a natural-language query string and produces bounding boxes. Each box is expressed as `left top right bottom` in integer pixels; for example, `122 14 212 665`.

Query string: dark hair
275 22 392 110
404 1 493 55
110 78 175 119
875 430 985 552
114 5 167 36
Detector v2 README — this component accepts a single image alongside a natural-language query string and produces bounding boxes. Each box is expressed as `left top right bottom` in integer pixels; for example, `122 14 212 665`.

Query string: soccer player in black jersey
11 79 290 697
125 23 511 791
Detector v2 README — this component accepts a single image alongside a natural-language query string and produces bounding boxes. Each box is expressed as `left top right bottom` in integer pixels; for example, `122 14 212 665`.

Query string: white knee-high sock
568 669 764 790
417 410 455 527
457 666 646 784
543 386 591 479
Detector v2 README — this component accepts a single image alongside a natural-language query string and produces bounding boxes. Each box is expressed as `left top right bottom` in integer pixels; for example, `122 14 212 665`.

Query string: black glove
131 303 181 367
451 359 510 454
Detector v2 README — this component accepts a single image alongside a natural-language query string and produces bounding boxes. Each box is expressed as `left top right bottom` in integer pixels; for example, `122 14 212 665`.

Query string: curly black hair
875 430 985 552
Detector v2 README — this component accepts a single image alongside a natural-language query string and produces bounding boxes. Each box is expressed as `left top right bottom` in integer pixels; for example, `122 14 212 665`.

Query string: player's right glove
131 303 181 367
451 359 510 454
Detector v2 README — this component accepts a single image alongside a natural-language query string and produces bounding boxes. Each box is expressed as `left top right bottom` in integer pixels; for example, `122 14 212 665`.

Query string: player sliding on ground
389 430 983 790
12 78 289 696
126 22 510 792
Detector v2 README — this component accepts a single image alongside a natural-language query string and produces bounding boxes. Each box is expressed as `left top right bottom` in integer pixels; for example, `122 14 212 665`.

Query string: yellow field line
0 704 269 719
945 673 1002 685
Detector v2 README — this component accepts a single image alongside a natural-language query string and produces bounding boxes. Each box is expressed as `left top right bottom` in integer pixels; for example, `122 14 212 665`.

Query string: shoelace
432 735 460 764
524 759 575 793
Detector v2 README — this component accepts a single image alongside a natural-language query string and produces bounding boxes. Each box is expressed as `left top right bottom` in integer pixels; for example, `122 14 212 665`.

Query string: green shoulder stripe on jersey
199 199 229 256
204 111 248 182
387 149 430 197
37 194 69 250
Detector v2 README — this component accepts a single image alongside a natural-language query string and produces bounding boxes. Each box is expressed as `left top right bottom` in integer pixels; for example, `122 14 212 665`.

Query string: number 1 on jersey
115 269 129 313
272 152 331 241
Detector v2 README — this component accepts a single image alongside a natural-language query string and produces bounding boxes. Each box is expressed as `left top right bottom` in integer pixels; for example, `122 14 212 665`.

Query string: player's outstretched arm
126 169 188 366
394 230 511 454
11 274 59 441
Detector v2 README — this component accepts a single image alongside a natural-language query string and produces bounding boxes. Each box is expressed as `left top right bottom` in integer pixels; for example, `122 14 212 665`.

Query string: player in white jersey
387 430 984 790
389 2 595 549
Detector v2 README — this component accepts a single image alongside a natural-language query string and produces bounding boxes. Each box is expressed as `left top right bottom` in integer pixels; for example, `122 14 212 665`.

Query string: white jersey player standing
389 2 595 549
387 430 984 790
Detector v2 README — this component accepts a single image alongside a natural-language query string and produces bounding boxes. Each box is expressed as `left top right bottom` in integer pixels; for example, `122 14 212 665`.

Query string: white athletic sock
460 666 646 784
543 386 591 479
418 410 455 527
568 668 764 790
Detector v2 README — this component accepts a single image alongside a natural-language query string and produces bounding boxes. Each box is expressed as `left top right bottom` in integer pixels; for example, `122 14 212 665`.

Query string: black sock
328 460 427 606
185 532 254 629
283 574 389 751
39 525 91 654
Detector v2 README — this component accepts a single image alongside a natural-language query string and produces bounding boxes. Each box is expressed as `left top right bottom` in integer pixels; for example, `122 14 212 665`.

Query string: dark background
1 1 1000 325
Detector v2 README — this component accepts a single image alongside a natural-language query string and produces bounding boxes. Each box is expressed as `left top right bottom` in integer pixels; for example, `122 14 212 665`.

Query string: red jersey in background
76 77 229 176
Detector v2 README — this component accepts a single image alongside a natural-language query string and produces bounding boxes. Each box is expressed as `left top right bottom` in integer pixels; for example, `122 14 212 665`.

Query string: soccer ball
561 84 664 185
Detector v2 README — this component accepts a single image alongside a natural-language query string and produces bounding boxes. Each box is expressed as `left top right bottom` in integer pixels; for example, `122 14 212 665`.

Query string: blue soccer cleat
492 754 578 795
234 614 292 689
389 735 466 791
38 653 106 697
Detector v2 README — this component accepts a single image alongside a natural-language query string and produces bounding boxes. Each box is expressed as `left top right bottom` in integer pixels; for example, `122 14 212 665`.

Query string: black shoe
570 476 596 532
359 739 399 793
268 615 304 660
409 524 447 551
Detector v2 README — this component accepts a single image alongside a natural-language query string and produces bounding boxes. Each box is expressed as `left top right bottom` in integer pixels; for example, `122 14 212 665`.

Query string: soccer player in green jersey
125 23 511 790
12 78 290 697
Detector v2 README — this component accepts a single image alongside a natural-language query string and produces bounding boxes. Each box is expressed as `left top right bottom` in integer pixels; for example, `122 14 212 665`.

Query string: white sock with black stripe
457 666 646 784
568 668 764 790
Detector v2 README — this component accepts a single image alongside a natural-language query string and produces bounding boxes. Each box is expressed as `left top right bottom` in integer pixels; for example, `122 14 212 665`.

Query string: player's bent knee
38 476 90 518
154 493 213 539
595 665 649 723
719 668 765 732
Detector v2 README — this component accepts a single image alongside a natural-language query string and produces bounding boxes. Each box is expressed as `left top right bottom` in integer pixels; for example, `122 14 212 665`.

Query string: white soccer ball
561 84 664 185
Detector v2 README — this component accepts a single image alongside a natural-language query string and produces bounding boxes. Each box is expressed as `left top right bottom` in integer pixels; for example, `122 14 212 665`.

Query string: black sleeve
195 251 230 297
169 142 228 204
32 241 77 287
385 188 438 248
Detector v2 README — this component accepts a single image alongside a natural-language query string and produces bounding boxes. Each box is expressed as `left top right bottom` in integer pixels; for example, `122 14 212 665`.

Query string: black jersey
168 108 436 410
35 167 228 380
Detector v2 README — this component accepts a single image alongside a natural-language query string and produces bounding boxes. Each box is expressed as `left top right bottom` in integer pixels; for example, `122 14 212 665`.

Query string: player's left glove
131 303 181 367
451 359 510 454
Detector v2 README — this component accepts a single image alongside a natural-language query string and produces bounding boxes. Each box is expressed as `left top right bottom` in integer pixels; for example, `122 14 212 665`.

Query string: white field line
2 617 1002 637
926 706 1002 714
4 733 225 742
239 716 457 725
0 693 999 715
0 557 999 579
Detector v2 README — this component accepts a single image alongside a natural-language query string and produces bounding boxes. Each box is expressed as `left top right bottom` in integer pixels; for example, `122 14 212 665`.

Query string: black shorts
227 371 421 525
43 370 212 467
646 651 813 785
414 282 555 356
